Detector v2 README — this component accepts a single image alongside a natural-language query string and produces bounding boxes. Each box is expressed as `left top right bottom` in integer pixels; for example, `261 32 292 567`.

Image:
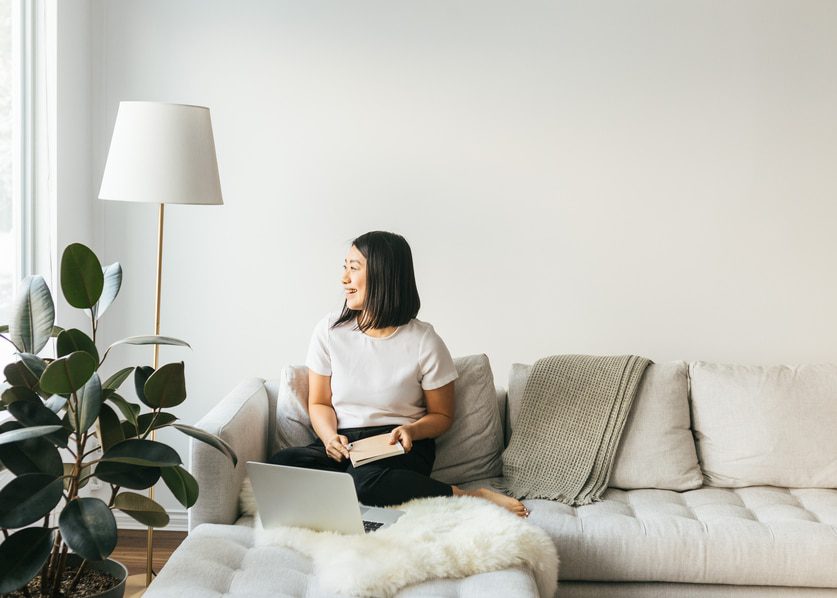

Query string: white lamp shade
99 101 223 205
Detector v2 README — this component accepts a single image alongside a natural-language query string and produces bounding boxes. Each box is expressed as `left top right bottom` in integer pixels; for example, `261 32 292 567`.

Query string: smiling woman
266 231 529 518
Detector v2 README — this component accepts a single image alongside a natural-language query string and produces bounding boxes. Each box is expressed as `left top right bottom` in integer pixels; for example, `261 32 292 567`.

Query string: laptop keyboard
363 520 384 533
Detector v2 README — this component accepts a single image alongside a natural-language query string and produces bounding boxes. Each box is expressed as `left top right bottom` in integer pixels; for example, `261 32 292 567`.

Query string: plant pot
65 554 128 598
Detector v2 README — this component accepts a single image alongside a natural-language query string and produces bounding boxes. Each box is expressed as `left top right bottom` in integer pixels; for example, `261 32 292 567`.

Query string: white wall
89 0 837 514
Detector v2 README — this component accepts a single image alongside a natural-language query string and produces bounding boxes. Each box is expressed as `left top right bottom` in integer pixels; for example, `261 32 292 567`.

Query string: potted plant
0 243 237 597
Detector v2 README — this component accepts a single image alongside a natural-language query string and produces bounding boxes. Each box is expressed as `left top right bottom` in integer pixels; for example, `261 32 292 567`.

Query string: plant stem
67 559 87 594
107 484 122 507
82 446 100 459
143 408 162 439
49 544 68 598
44 531 62 594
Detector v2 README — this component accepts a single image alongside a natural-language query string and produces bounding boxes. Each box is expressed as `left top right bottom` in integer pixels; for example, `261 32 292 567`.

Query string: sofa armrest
188 377 268 531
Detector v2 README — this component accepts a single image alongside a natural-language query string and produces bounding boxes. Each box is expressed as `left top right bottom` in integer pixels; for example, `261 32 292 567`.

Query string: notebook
349 432 405 467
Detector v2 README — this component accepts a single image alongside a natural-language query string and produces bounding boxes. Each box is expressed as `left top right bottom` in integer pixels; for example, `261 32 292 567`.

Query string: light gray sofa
147 356 837 597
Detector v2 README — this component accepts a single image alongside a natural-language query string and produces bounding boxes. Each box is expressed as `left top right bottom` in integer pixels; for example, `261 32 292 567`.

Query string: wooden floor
112 529 188 576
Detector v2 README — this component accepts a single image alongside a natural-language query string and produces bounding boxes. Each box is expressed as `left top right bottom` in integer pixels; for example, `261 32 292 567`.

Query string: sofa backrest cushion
266 366 317 456
433 354 505 484
508 361 702 491
267 354 505 484
689 361 837 488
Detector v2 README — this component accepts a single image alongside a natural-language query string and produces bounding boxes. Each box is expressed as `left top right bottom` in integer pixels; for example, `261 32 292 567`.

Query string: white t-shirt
305 311 459 429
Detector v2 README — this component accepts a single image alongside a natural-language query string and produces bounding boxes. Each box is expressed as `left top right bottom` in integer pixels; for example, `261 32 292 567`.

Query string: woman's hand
325 434 351 462
389 425 414 453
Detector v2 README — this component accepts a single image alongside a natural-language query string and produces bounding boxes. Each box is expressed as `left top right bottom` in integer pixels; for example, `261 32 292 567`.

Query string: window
1 0 14 334
1 0 30 368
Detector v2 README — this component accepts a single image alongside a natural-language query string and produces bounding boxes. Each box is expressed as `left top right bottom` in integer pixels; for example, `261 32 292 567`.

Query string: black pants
268 425 453 507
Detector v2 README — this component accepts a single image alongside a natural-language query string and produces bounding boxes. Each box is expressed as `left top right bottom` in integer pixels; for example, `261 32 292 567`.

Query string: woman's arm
308 370 350 461
389 381 455 452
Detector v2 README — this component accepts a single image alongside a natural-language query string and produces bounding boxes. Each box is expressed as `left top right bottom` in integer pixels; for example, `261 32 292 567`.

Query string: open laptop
246 461 404 534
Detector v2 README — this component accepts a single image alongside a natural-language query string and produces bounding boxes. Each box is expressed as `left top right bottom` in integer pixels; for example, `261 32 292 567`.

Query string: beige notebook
348 433 405 467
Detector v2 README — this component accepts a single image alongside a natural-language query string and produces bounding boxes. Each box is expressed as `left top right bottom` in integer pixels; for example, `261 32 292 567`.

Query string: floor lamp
98 101 223 594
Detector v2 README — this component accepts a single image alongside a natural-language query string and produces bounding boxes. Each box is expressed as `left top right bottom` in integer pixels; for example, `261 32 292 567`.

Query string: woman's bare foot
453 486 530 517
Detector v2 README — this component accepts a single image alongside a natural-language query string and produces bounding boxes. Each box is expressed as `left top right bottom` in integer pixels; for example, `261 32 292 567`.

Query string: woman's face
342 245 366 311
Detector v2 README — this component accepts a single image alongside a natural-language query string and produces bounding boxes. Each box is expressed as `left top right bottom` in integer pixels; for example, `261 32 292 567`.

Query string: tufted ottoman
143 522 542 597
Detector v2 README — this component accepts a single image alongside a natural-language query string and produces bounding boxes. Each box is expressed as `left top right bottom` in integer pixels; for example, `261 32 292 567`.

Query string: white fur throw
239 479 558 597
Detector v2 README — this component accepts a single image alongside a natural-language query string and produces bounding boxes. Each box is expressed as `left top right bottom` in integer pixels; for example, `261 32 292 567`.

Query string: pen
345 443 353 450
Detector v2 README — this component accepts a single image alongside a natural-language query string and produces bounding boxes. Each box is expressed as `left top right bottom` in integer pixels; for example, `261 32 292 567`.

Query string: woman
269 231 528 517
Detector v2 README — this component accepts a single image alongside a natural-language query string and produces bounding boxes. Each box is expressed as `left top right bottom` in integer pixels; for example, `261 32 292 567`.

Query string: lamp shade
99 101 223 205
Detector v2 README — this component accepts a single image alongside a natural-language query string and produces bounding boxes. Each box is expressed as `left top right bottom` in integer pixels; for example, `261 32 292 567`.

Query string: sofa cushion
690 362 837 488
526 486 837 587
268 356 504 485
508 362 702 491
267 366 317 456
433 354 504 484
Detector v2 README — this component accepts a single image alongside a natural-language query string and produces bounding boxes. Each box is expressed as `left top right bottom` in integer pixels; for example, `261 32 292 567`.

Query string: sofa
146 355 837 597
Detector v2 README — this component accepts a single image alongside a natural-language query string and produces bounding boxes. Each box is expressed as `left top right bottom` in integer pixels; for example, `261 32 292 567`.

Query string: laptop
245 461 404 534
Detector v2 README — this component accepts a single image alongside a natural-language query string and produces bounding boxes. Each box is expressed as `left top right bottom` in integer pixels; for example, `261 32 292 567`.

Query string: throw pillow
690 361 837 488
432 354 505 485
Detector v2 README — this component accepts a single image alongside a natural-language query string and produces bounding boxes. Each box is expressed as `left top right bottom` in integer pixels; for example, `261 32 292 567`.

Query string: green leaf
100 336 191 367
16 353 46 379
1 386 39 407
136 412 178 436
100 439 182 467
103 366 134 391
3 362 40 393
8 275 55 354
94 461 160 490
39 351 97 395
173 424 238 466
109 335 191 350
113 492 170 527
50 325 65 337
91 262 122 320
76 373 103 433
0 422 62 476
60 243 104 309
134 366 154 405
0 473 63 528
0 424 63 446
161 466 199 509
0 527 55 594
97 403 124 452
8 400 69 448
0 324 7 333
106 393 140 430
59 497 117 561
143 362 186 408
56 328 99 363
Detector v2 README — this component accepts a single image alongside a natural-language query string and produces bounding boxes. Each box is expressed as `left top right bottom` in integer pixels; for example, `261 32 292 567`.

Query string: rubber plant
0 243 237 597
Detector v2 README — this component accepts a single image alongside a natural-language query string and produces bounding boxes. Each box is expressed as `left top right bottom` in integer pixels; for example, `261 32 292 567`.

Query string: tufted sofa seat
459 480 837 588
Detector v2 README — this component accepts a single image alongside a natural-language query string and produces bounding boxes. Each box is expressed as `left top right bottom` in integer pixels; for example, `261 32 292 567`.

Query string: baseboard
115 509 189 532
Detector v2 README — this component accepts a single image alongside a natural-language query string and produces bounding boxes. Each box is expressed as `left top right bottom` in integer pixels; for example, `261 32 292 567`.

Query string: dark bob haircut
333 231 421 332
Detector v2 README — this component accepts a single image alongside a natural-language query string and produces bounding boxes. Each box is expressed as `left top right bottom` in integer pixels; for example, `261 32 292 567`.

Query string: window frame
13 0 34 279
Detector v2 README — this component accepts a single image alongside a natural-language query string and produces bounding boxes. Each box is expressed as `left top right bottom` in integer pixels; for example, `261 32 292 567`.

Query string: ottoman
144 523 542 597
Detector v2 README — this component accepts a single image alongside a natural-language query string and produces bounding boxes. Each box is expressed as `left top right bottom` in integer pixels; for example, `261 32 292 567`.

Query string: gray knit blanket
501 354 651 506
